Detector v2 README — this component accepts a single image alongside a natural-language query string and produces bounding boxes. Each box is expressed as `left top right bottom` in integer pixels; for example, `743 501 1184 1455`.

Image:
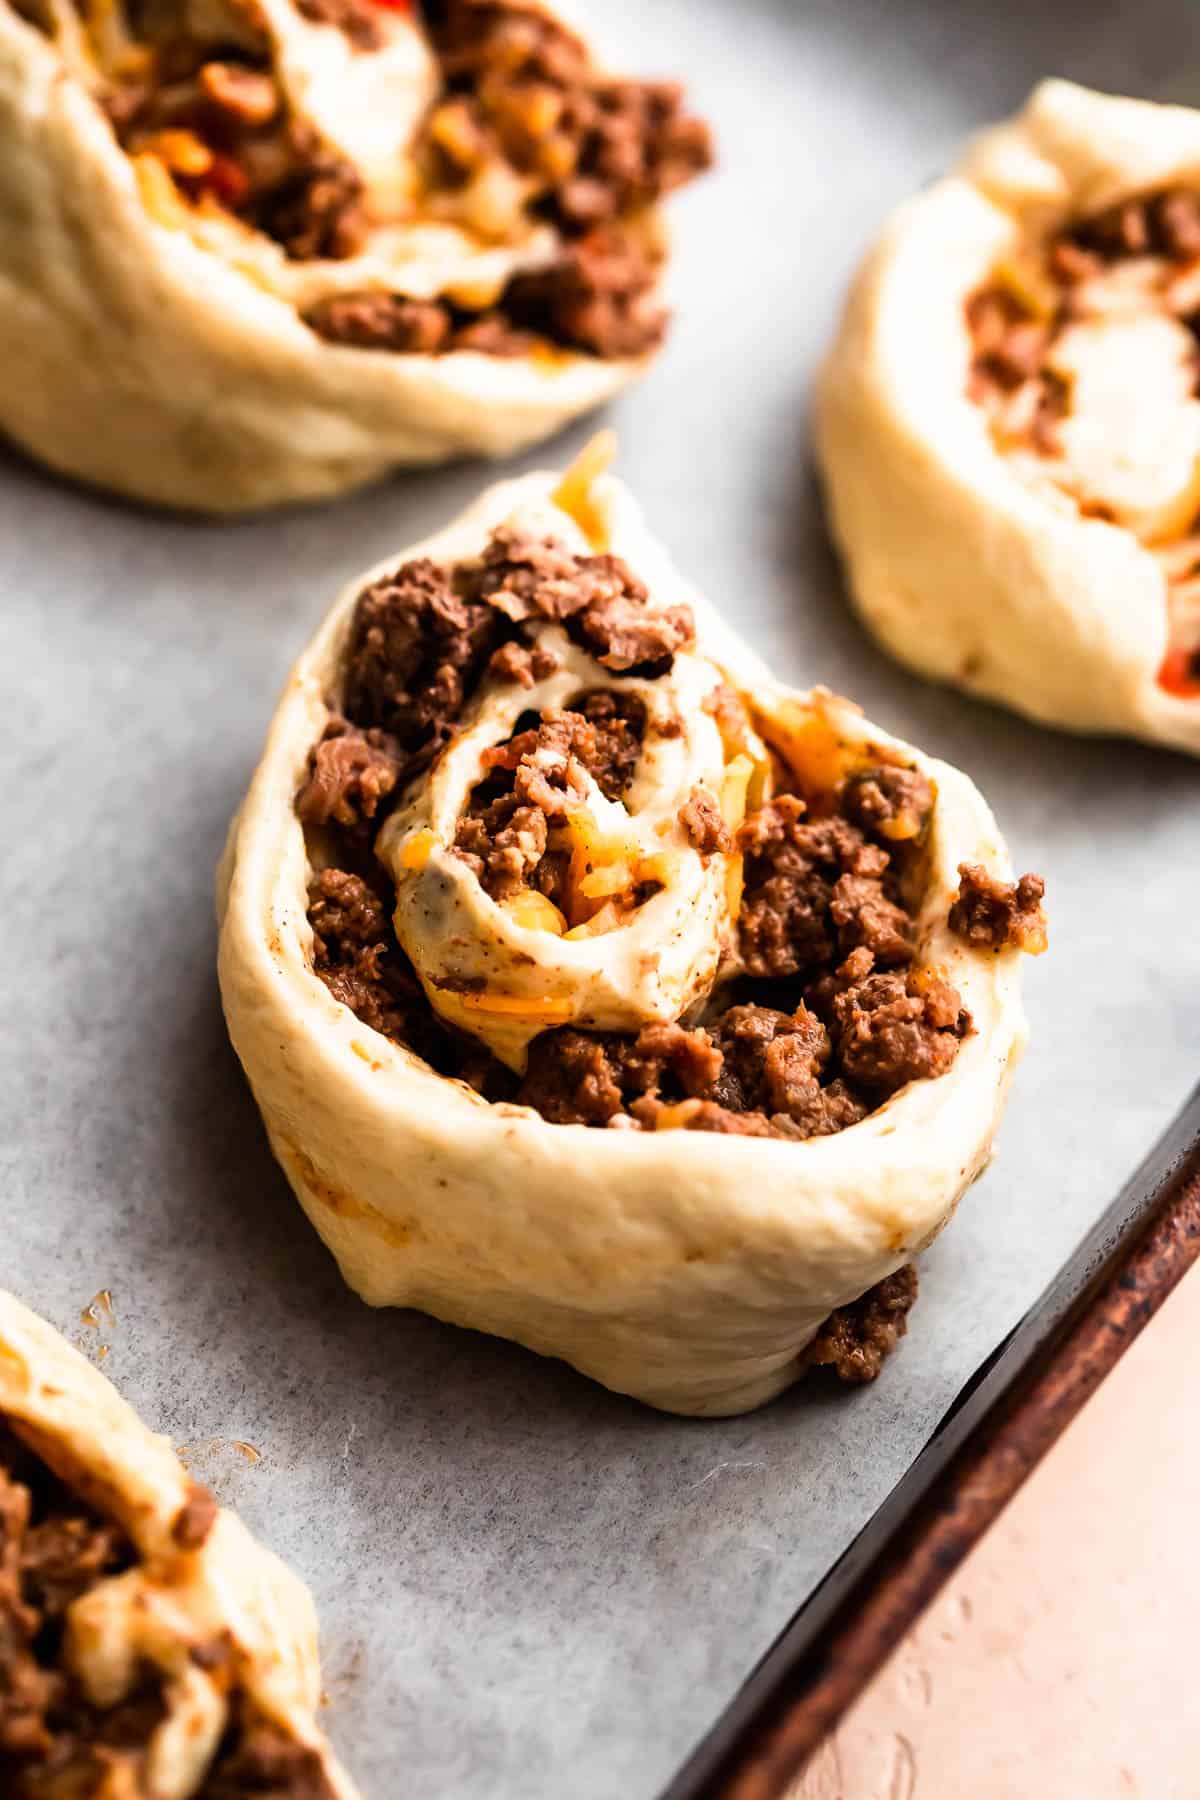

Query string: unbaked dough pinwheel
0 1290 357 1799
817 79 1200 755
217 445 1046 1416
0 0 710 511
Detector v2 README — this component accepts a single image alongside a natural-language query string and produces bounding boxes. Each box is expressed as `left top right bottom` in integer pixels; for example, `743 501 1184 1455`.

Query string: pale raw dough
815 78 1200 756
0 0 662 512
0 1289 358 1799
216 464 1032 1417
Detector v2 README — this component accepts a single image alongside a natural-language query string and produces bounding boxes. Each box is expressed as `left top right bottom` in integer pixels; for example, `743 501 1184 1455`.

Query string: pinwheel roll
0 1290 357 1800
0 0 710 510
817 79 1200 753
217 449 1046 1416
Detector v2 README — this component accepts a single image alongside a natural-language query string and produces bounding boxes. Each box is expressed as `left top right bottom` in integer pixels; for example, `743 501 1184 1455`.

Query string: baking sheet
3 2 1199 1796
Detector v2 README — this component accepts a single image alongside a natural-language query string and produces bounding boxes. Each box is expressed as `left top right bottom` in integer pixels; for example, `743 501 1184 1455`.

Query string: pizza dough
816 79 1200 755
0 1289 358 1799
0 0 710 511
217 452 1043 1416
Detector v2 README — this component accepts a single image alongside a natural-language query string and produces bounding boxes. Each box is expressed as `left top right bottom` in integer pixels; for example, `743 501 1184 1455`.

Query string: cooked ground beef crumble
0 1427 330 1799
454 692 648 902
949 863 1048 954
805 1264 920 1385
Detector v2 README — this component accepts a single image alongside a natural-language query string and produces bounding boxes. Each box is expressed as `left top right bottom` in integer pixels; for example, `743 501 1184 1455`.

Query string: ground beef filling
299 534 1048 1153
104 34 369 261
454 692 648 904
1 1429 325 1799
949 863 1048 954
101 0 709 358
308 0 711 357
805 1265 920 1385
305 225 672 359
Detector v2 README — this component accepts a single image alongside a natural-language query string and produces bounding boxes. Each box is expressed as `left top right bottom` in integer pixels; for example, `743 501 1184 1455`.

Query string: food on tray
217 445 1046 1416
0 0 710 511
816 79 1200 754
0 1290 356 1800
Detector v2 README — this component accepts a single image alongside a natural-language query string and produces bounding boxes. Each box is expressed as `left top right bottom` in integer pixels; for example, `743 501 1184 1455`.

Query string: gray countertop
3 2 1199 1795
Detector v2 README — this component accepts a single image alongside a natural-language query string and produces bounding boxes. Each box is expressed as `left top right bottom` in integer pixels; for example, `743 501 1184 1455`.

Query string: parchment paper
3 2 1199 1795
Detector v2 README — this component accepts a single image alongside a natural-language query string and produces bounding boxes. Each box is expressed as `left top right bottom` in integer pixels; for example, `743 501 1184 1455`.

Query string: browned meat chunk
199 1700 335 1799
302 292 453 354
487 640 562 688
841 763 934 843
678 786 732 857
467 529 694 674
256 153 367 261
709 1003 868 1140
949 863 1048 954
455 696 647 898
518 1023 721 1126
824 963 970 1095
342 558 500 763
737 800 913 980
806 1265 919 1384
296 716 404 832
501 231 668 359
307 868 415 1041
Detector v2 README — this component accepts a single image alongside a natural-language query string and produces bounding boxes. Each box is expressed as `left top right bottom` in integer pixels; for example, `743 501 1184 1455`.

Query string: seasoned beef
423 0 712 235
736 800 913 981
488 640 561 688
466 529 695 674
501 231 668 359
709 1004 869 1139
302 292 453 354
806 1265 919 1384
1061 186 1200 263
969 183 1200 456
949 863 1048 954
342 558 500 763
454 695 647 899
296 717 404 834
199 1699 334 1799
841 764 934 843
678 786 732 857
307 868 416 1042
822 959 970 1095
518 1023 722 1126
517 1002 872 1142
305 234 669 361
303 234 667 360
250 151 367 261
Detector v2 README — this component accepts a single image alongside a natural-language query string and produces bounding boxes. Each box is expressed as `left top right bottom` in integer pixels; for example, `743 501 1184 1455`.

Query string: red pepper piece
203 154 251 209
1157 646 1200 698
